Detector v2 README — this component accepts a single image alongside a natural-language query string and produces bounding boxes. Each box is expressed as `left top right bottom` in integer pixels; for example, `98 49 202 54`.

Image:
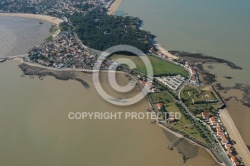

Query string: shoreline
220 109 250 166
1 12 248 165
170 51 242 70
16 58 225 165
19 63 90 88
108 0 123 15
167 51 243 85
0 13 63 25
172 50 250 164
156 43 179 59
158 124 225 166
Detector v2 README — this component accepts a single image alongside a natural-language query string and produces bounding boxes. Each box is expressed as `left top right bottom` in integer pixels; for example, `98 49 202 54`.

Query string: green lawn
149 92 207 144
109 54 189 77
181 86 218 102
180 86 220 115
167 103 207 144
150 92 174 103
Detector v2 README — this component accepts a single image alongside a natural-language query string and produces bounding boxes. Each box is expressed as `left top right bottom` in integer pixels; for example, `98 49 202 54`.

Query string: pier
168 137 184 149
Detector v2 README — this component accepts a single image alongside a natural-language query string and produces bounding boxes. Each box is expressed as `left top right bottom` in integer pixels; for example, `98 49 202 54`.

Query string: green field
181 86 220 115
150 92 174 103
149 92 207 144
181 86 218 103
182 87 217 104
109 54 189 77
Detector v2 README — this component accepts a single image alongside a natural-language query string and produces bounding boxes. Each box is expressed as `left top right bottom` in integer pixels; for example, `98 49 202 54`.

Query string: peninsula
0 0 249 165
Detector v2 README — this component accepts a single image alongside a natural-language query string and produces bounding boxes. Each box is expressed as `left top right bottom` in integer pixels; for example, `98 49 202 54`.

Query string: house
209 117 217 125
216 127 223 132
216 123 222 128
225 144 231 150
231 156 240 166
227 147 234 153
156 103 164 110
221 135 229 145
201 111 210 119
217 131 223 137
167 117 175 123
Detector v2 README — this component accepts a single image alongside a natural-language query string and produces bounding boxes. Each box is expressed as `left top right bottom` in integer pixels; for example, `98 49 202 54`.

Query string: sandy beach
156 43 179 59
219 108 250 166
108 0 123 15
0 13 63 25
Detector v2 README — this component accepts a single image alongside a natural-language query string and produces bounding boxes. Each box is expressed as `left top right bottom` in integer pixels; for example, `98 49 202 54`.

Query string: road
178 101 233 166
220 108 250 166
74 33 98 56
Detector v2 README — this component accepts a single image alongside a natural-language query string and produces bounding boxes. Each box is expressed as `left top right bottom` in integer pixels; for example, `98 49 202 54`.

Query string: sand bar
220 108 250 166
108 0 123 15
0 13 63 25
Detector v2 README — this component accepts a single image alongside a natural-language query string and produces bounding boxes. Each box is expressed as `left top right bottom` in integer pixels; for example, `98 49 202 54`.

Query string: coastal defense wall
211 86 226 109
158 121 224 164
145 91 224 164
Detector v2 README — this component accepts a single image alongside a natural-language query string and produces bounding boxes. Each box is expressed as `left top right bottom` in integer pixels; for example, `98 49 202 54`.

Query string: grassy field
150 92 207 144
182 87 217 103
109 54 189 77
166 103 206 143
181 86 218 102
150 92 174 103
181 86 220 115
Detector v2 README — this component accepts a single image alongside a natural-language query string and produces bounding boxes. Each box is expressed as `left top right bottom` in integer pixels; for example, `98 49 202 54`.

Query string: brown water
118 0 250 149
204 63 250 146
0 61 216 166
0 16 216 166
0 16 53 57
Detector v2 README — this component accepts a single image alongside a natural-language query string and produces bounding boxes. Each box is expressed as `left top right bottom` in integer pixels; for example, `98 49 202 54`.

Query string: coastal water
0 61 216 166
118 0 250 147
119 0 250 86
0 16 53 57
0 17 216 165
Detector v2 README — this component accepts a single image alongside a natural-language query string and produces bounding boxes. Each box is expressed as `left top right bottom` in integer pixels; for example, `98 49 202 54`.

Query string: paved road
220 108 250 166
178 101 233 166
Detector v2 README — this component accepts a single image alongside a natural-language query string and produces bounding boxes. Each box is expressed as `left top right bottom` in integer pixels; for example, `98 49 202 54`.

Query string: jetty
168 137 185 149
